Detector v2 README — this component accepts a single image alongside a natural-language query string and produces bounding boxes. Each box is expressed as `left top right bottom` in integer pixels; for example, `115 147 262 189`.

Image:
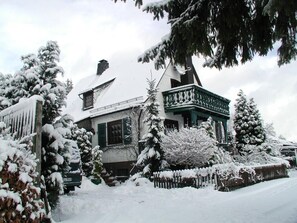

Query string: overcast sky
0 0 296 141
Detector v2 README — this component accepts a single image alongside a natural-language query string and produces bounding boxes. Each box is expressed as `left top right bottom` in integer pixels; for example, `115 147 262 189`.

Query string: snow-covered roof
64 60 165 122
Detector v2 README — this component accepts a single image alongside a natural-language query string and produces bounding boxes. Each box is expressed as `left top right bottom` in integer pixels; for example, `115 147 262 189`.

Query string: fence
0 96 43 182
153 163 288 191
153 167 216 189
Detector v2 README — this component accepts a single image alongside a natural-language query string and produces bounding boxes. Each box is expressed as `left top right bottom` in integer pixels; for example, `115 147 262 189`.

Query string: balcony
162 84 230 118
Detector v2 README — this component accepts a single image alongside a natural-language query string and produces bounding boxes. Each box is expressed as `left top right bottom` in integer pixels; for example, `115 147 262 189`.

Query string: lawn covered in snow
53 170 297 223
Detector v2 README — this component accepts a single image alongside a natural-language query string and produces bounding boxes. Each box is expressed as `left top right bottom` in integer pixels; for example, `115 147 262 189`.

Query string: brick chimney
96 59 109 75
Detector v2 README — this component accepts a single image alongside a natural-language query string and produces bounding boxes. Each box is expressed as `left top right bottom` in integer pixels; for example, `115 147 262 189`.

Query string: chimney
96 59 109 75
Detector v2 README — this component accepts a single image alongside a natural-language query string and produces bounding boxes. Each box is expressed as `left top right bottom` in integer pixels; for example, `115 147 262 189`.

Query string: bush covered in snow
161 127 232 168
233 144 289 166
0 129 46 222
90 146 103 185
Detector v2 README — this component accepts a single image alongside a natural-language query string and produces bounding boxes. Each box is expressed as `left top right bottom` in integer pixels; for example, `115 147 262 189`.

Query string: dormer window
83 91 94 110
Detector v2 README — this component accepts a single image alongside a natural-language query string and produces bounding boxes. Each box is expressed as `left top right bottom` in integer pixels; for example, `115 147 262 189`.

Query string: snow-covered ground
53 170 297 223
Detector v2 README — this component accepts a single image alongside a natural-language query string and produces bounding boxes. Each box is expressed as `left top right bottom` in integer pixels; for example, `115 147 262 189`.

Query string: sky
0 0 296 141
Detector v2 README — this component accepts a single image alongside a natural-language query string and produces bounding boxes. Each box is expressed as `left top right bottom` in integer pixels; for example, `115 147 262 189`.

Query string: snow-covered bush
161 127 232 168
233 144 289 166
90 146 103 185
0 136 46 222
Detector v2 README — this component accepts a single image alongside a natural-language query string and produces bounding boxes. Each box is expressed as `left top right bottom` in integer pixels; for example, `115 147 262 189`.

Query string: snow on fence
0 96 43 183
0 96 43 139
153 163 288 191
153 167 216 189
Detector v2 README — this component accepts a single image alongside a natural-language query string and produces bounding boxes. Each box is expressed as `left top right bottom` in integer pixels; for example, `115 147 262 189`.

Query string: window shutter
123 117 132 145
97 123 106 148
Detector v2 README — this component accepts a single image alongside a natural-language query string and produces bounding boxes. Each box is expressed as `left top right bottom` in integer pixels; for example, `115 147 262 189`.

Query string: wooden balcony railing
162 84 230 117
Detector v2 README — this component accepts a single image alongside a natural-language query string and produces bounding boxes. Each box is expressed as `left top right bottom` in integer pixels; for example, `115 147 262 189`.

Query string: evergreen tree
42 115 75 208
72 127 93 177
0 41 72 209
198 117 216 140
90 146 103 185
247 98 266 146
234 90 266 154
116 0 297 69
233 90 251 153
65 79 73 95
0 73 13 110
136 79 167 177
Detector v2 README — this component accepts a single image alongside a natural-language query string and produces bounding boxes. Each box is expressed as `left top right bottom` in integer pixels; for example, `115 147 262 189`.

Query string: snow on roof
63 60 165 122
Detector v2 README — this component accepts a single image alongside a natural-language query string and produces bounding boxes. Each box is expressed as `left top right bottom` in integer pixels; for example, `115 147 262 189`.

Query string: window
164 119 179 134
107 120 122 145
97 117 132 148
171 79 181 88
83 91 93 109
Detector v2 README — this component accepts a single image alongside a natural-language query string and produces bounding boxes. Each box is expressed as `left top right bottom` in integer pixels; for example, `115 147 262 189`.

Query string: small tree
136 79 167 177
247 98 266 146
41 115 75 208
233 90 252 153
234 90 266 155
91 146 103 185
73 127 93 177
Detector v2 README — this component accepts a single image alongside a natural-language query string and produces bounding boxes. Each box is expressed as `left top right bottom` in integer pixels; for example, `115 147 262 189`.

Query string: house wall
139 64 186 138
91 108 141 164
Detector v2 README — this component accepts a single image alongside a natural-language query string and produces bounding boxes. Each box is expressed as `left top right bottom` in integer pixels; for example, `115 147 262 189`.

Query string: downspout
138 105 144 142
129 105 144 176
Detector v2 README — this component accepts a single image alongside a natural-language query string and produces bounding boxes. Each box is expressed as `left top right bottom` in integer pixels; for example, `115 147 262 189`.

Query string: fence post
33 100 42 185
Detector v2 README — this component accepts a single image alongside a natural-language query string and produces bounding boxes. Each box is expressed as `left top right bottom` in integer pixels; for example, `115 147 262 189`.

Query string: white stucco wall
91 108 140 164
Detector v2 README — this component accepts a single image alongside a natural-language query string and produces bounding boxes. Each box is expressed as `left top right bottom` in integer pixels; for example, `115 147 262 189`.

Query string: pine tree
234 90 266 154
247 98 266 146
136 79 167 177
116 0 297 69
0 41 72 209
233 90 251 153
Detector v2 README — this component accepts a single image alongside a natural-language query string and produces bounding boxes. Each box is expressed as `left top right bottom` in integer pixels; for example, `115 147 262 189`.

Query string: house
64 58 230 179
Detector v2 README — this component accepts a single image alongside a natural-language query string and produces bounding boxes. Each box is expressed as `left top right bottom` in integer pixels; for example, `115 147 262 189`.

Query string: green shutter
123 117 132 145
97 123 106 148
